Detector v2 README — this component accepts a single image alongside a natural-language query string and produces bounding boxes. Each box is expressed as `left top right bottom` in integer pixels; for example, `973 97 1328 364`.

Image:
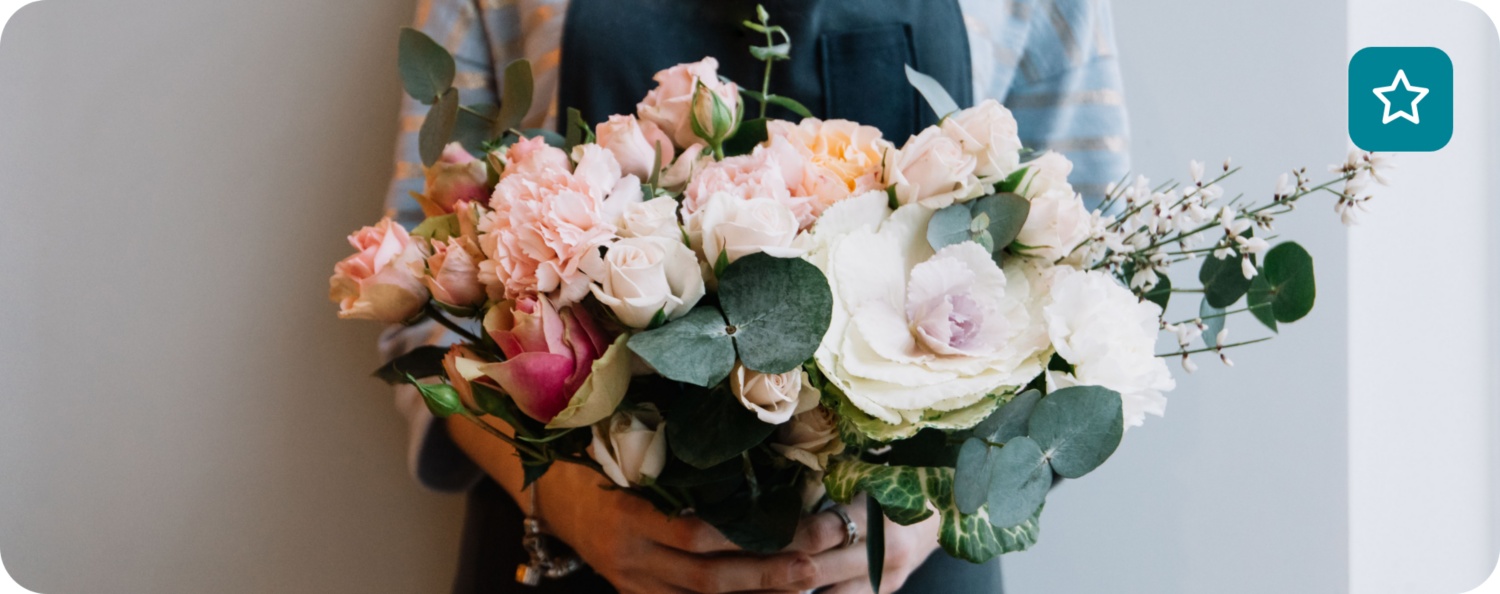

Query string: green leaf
953 438 996 514
665 385 777 469
825 461 1041 563
1028 386 1124 479
1199 250 1251 308
520 460 552 489
497 59 534 132
905 65 960 119
868 498 885 594
410 213 461 241
695 480 802 553
970 193 1030 253
454 104 500 152
472 383 545 439
626 306 736 387
972 389 1042 444
713 248 730 279
926 203 974 252
419 89 459 167
760 93 814 118
749 43 791 62
996 167 1029 193
1201 298 1231 347
722 117 768 157
718 253 833 374
1246 276 1279 332
985 436 1052 527
372 346 448 384
1144 273 1172 311
564 107 587 151
397 28 455 104
1257 242 1317 323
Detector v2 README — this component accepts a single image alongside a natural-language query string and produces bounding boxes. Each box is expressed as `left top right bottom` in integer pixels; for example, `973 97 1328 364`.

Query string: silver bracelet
515 485 586 585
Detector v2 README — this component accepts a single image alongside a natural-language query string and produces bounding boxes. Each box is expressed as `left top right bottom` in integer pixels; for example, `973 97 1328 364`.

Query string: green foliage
1199 249 1252 308
973 389 1042 445
905 65 960 120
985 436 1052 527
410 213 461 241
996 167 1029 193
718 254 834 374
664 384 778 469
1246 276 1279 332
926 194 1030 259
497 59 534 133
953 438 996 514
1028 386 1123 479
1200 298 1231 347
626 306 736 387
419 89 459 167
397 28 455 104
694 477 802 553
1252 242 1317 323
454 104 500 152
867 498 885 594
741 90 814 119
372 346 448 384
1144 274 1172 310
722 117 768 156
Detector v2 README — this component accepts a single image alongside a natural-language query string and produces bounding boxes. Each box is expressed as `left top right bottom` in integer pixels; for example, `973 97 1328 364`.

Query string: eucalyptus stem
646 482 687 510
426 304 483 343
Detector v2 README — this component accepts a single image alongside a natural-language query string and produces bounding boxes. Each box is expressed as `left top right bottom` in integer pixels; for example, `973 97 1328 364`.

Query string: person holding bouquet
378 0 1129 592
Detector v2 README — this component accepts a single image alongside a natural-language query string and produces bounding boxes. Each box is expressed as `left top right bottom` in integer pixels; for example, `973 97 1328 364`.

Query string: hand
537 461 821 594
785 497 942 594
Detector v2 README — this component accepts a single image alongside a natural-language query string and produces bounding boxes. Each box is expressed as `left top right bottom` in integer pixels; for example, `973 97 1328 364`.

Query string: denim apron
453 1 1001 591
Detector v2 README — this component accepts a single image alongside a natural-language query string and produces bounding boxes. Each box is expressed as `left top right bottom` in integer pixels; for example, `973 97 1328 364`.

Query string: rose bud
418 142 490 216
588 405 668 488
637 58 737 149
690 79 742 154
329 217 429 324
422 237 486 309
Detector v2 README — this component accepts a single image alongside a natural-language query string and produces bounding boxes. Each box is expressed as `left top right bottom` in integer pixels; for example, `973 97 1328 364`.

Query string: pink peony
419 143 490 217
478 297 613 424
479 140 629 305
637 58 740 149
767 119 892 217
329 217 429 323
422 237 486 308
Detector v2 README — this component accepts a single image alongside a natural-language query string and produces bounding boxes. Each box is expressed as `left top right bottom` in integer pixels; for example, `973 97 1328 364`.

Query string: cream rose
695 192 806 267
885 127 982 209
729 364 821 425
589 236 706 329
596 114 675 181
588 405 669 488
329 217 429 323
618 197 683 241
811 201 1050 438
637 58 739 149
772 405 845 472
1042 267 1176 428
941 99 1022 182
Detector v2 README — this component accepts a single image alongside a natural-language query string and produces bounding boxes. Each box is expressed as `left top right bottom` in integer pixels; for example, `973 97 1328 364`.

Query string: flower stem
426 304 484 343
1156 336 1273 357
457 411 546 460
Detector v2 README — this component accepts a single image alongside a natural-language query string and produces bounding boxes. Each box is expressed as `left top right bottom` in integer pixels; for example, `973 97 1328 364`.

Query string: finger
609 493 742 553
656 548 817 593
783 509 855 554
802 544 868 590
823 579 874 594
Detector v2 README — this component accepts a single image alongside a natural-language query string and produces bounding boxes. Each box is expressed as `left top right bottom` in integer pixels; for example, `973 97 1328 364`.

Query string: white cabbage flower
811 200 1051 438
1042 267 1176 428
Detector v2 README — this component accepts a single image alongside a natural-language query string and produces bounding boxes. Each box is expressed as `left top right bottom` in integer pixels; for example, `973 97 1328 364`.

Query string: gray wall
0 1 1353 593
0 1 464 592
1004 1 1351 593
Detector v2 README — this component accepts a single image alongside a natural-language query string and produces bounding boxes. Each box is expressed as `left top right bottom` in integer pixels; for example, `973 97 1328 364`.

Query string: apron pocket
818 24 920 142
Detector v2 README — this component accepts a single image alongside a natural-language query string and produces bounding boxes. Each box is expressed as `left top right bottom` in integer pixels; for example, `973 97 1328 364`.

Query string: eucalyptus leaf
1257 242 1317 323
1028 385 1124 479
970 193 1031 254
953 438 995 514
1201 298 1229 347
398 27 455 103
419 89 460 167
972 389 1042 444
626 306 736 387
665 385 777 469
1199 249 1251 308
722 117 768 156
453 103 500 152
718 254 833 374
497 59 534 132
927 203 974 252
905 65 959 119
986 436 1053 527
1246 276 1279 332
749 43 792 62
766 94 814 118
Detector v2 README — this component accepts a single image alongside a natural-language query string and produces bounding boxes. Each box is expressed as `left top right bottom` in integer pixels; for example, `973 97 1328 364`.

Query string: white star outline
1372 69 1430 125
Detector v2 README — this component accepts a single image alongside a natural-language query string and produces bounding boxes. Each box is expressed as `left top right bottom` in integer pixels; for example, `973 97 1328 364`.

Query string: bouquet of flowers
331 9 1387 584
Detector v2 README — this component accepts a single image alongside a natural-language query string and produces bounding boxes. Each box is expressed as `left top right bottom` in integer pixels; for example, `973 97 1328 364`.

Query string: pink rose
422 237 486 308
478 297 613 424
596 114 675 181
329 217 429 323
637 58 740 148
419 143 490 217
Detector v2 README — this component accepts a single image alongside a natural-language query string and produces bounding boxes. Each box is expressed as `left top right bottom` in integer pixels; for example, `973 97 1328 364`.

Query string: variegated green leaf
824 460 1042 563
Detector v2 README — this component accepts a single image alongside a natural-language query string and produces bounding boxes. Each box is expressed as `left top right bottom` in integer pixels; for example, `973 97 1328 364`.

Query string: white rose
1017 152 1073 199
885 126 982 209
730 364 821 425
588 405 668 488
1042 267 1176 429
696 192 806 266
1016 188 1092 263
941 99 1022 182
812 201 1051 438
617 197 683 241
772 404 846 471
589 236 706 329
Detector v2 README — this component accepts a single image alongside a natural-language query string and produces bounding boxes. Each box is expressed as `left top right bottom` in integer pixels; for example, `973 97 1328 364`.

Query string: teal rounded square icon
1349 47 1452 152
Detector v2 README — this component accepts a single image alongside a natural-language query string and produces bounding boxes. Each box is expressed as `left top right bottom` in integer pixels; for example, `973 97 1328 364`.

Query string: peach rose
329 217 429 323
596 114 675 181
637 58 740 148
421 237 486 308
885 126 982 209
767 119 892 217
418 143 490 217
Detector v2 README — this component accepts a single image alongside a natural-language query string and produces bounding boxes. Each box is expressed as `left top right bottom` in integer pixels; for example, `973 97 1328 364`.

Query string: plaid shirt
383 0 1131 492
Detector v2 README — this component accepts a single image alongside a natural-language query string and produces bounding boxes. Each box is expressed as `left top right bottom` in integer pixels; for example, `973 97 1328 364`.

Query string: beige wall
0 1 464 592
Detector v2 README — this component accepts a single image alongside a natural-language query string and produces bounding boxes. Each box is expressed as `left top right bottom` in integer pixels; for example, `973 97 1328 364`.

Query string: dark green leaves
1029 386 1124 479
398 28 455 104
626 307 735 387
985 436 1052 527
694 480 802 553
1199 249 1252 308
927 194 1030 257
665 385 778 469
1144 273 1172 310
1251 242 1317 323
372 346 448 384
867 499 885 594
974 389 1042 445
419 89 459 166
722 117 768 157
497 59 534 133
740 90 814 119
905 65 959 120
